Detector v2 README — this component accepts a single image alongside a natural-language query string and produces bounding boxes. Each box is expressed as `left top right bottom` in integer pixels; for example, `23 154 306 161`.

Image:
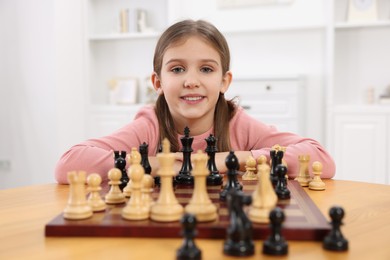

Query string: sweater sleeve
229 107 336 179
54 106 160 184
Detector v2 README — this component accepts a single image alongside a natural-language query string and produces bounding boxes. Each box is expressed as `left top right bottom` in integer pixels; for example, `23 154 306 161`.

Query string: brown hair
153 20 236 153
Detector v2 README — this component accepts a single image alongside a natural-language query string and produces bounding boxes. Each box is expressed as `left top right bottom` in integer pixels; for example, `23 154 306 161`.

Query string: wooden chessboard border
45 180 330 241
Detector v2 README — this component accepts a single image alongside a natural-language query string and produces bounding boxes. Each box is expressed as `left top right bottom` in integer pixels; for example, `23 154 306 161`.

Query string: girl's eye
171 67 185 73
201 67 213 73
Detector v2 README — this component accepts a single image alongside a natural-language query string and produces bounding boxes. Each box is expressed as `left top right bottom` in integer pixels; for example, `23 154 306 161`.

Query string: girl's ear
220 71 232 94
151 72 163 95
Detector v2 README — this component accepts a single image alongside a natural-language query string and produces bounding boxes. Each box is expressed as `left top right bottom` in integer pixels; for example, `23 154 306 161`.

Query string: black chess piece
220 151 242 201
262 207 288 256
323 206 349 251
176 213 202 260
175 126 194 185
205 134 222 186
114 151 128 191
139 142 152 174
270 149 284 186
223 189 254 257
274 164 290 200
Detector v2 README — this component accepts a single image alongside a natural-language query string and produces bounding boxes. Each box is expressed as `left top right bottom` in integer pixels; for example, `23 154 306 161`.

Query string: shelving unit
327 0 390 184
83 0 390 183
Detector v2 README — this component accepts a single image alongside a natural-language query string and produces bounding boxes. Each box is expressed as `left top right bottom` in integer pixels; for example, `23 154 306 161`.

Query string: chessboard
45 179 330 241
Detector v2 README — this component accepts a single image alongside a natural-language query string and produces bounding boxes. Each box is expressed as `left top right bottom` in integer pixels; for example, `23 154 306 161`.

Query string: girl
55 20 335 184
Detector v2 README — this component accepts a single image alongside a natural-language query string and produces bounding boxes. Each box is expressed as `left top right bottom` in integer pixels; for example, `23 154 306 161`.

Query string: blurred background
1 0 390 188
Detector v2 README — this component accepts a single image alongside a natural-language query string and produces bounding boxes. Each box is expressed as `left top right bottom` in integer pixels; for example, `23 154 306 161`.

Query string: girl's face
152 36 232 133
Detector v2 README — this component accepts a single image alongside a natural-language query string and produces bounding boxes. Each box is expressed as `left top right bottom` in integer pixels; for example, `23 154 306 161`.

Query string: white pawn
150 138 184 222
242 155 257 181
63 171 93 220
309 161 326 191
123 147 138 198
185 150 217 222
87 173 106 212
248 163 277 223
122 150 149 220
105 168 126 204
142 173 155 211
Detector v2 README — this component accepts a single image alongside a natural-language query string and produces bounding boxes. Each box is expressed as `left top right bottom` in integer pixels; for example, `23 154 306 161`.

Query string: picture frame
108 77 138 105
347 0 378 23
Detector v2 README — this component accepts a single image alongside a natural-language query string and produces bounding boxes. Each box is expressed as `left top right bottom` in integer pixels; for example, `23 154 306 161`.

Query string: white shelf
335 20 390 29
89 32 161 41
333 104 390 114
222 24 326 35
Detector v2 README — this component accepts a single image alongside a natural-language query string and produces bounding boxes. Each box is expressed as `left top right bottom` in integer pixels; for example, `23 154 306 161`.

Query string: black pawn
223 190 254 257
114 151 128 191
175 126 194 185
323 206 349 251
205 134 222 186
270 150 284 186
139 142 152 174
176 213 201 260
275 164 290 200
263 207 288 256
220 151 242 201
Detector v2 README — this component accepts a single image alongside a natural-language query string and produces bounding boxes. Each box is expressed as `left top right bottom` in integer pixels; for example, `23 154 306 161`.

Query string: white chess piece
105 168 126 204
185 150 217 222
63 171 93 220
87 173 106 212
248 163 277 223
150 139 184 222
295 155 311 187
242 155 257 180
309 161 326 191
122 150 149 220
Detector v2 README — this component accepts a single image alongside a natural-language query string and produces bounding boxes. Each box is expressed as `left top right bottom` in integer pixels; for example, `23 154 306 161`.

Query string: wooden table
1 179 389 259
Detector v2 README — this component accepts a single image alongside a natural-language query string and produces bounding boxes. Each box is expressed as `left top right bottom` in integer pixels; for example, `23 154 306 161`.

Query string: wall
0 0 85 189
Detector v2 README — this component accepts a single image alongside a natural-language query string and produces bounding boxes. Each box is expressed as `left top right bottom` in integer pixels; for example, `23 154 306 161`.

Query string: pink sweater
55 105 335 184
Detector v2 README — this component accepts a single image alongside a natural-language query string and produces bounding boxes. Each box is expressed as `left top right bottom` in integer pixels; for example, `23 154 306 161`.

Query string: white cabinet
333 110 388 184
226 76 305 135
87 105 143 138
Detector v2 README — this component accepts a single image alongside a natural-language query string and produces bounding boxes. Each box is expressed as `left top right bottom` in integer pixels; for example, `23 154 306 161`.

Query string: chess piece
176 126 194 185
150 139 184 222
123 147 139 197
257 154 268 166
220 151 242 201
309 161 326 191
270 148 284 186
275 164 290 200
295 155 311 187
323 206 349 251
141 173 155 210
63 171 93 220
205 134 223 186
185 150 217 222
263 207 288 255
140 142 152 174
122 150 149 220
114 151 128 191
176 213 202 260
105 168 126 204
242 155 257 180
87 173 106 212
248 163 277 223
223 189 254 257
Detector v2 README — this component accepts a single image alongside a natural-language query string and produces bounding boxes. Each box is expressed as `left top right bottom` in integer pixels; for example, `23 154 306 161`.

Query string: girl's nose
184 80 199 88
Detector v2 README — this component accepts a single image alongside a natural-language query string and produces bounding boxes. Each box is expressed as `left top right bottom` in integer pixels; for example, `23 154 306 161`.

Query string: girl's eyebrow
165 58 219 66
